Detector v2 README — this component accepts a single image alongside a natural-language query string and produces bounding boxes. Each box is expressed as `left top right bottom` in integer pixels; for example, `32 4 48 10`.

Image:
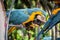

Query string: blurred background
1 0 60 40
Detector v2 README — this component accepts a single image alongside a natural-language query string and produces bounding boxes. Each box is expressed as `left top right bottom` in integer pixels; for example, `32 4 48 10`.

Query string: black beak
33 19 42 26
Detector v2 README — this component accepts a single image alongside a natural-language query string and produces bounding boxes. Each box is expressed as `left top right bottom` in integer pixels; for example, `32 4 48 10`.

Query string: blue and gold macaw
7 8 46 35
7 8 46 27
36 8 60 40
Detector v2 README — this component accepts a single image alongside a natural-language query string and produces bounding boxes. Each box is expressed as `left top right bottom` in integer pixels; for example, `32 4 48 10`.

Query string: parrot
6 8 46 27
6 8 46 35
36 8 60 40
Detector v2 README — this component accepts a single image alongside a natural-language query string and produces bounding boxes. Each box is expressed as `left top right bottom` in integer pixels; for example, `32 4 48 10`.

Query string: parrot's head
23 8 46 30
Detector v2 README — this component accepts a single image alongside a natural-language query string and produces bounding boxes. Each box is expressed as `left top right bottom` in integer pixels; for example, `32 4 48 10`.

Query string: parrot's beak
33 19 42 26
